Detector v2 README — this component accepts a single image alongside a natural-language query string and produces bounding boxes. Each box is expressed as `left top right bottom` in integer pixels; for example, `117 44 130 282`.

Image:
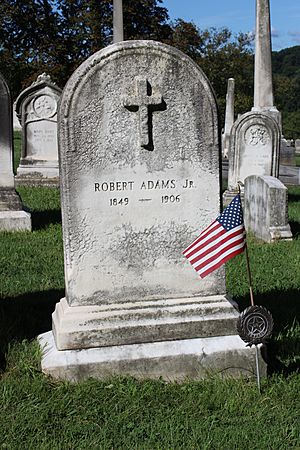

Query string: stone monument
0 72 31 231
252 0 280 122
113 0 124 43
244 175 292 242
224 0 281 204
280 138 296 166
222 78 235 159
39 41 263 381
225 111 280 200
15 73 61 186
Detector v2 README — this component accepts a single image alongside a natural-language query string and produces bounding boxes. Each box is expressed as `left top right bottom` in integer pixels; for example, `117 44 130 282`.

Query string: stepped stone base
0 210 31 231
39 331 266 382
0 189 23 211
53 295 241 351
15 163 59 187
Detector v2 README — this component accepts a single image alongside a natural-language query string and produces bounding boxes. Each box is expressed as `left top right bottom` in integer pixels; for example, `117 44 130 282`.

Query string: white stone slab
39 331 266 381
244 175 292 242
0 210 31 231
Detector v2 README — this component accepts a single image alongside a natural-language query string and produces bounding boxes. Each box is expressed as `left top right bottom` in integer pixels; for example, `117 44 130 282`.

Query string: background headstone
13 102 21 130
280 138 296 166
295 139 300 154
40 41 262 381
224 111 280 204
222 78 235 159
244 175 292 242
0 71 31 231
15 73 61 186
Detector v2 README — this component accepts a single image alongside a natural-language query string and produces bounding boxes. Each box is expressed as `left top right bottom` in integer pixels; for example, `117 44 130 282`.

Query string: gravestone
40 41 263 381
15 73 61 186
0 72 31 231
13 102 21 130
295 139 300 154
222 78 235 159
224 111 280 204
244 175 292 242
280 138 296 166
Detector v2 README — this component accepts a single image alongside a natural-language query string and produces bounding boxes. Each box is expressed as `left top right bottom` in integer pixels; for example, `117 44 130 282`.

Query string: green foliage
0 0 173 95
272 46 300 137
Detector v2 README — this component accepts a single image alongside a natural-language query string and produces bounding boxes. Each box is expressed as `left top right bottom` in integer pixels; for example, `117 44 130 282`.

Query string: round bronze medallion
237 305 274 346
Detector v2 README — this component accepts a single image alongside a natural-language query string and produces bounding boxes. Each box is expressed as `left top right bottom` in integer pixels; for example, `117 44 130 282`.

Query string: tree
0 0 60 96
167 22 254 122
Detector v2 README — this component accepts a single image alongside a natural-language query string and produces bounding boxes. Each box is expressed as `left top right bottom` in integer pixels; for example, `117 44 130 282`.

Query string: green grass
0 134 300 449
1 342 300 450
295 154 300 167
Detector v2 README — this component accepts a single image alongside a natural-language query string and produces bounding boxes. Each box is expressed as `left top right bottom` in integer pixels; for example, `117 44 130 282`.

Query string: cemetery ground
0 133 299 449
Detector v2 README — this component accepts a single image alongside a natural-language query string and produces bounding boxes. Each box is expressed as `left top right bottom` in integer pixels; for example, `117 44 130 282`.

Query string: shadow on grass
234 288 300 376
290 220 300 238
1 287 299 377
288 191 300 202
0 289 64 371
31 209 62 231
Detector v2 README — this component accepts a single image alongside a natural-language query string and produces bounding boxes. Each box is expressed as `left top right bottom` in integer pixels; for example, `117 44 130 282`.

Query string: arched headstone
40 41 262 380
15 73 61 186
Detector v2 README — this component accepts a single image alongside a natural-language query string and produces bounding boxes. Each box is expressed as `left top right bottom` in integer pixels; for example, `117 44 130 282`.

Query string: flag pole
237 182 255 307
237 183 260 392
245 244 255 307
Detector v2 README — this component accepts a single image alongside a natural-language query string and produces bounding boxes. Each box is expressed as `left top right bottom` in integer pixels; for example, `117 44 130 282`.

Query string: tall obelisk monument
252 0 279 121
113 0 124 43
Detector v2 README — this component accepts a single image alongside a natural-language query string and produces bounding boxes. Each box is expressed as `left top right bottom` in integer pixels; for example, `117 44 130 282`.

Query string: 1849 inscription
94 178 195 207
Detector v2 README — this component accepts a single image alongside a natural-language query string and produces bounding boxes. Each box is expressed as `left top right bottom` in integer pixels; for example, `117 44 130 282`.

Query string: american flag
183 194 246 278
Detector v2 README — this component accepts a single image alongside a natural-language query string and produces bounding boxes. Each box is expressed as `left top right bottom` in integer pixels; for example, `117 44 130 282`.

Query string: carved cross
123 77 164 150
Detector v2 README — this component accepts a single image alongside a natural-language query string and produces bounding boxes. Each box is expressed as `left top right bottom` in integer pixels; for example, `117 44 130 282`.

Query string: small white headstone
15 73 61 185
244 175 292 242
227 111 280 193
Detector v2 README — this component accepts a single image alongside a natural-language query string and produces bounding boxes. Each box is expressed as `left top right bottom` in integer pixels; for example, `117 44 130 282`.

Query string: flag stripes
183 195 246 279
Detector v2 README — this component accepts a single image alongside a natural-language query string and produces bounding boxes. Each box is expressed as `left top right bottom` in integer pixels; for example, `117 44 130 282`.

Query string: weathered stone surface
295 139 300 154
52 40 239 352
0 71 31 231
280 138 296 166
53 295 239 350
0 72 14 189
113 0 124 43
226 111 280 194
13 102 21 130
279 165 300 185
222 78 235 159
0 189 22 211
0 210 31 232
39 331 266 382
244 175 292 242
253 0 274 110
15 73 61 185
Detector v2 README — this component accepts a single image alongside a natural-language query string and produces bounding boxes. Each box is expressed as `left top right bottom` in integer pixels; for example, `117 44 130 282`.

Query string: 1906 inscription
94 178 195 207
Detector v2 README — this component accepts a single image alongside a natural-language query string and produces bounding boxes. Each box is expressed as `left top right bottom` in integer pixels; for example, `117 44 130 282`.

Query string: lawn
0 135 299 449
